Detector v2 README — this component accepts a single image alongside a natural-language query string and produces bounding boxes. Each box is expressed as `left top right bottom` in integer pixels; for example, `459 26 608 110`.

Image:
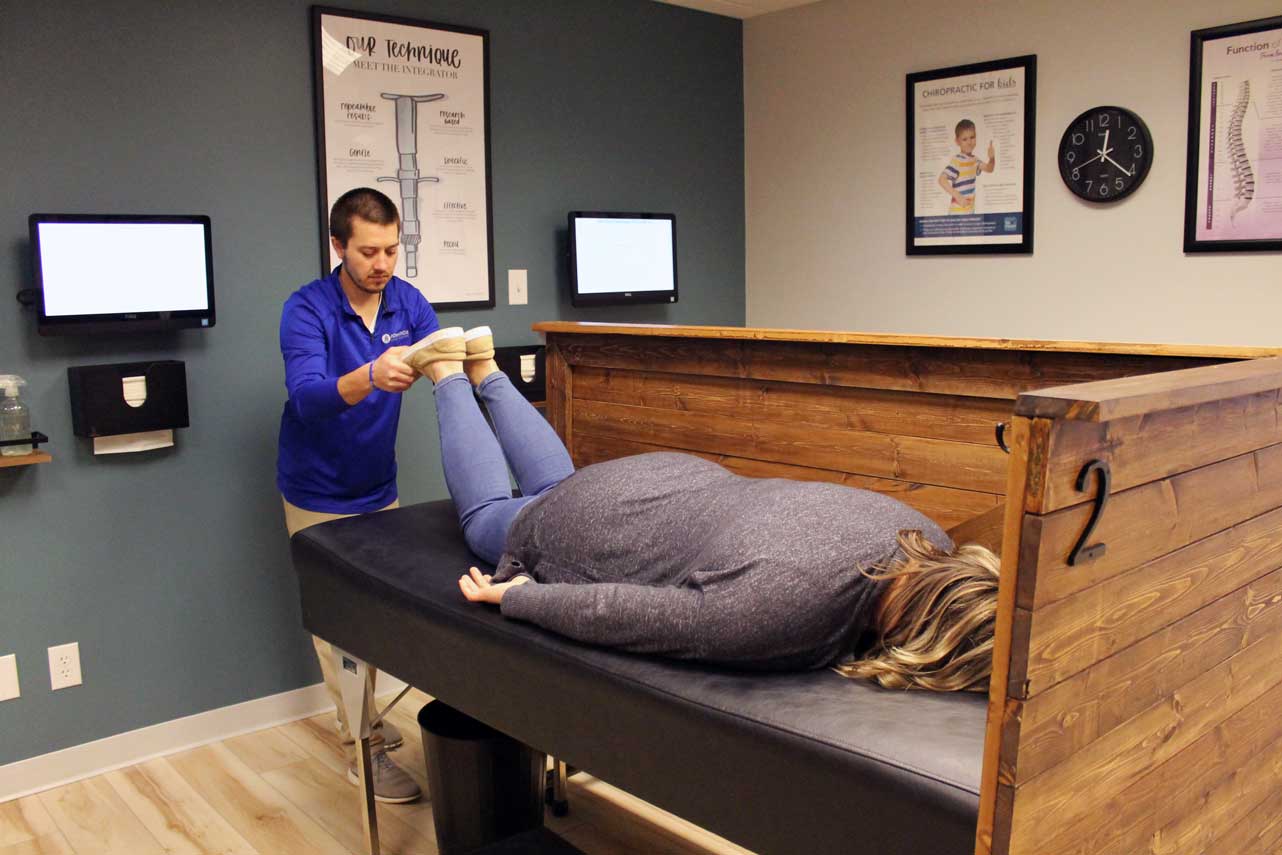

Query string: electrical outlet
48 643 82 691
508 269 528 305
0 655 18 702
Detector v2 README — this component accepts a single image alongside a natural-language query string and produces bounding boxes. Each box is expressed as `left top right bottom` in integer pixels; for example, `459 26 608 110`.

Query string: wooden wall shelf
0 451 51 468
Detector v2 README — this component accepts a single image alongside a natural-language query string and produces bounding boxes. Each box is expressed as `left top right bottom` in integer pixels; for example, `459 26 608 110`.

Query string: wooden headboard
535 322 1282 855
534 322 1265 532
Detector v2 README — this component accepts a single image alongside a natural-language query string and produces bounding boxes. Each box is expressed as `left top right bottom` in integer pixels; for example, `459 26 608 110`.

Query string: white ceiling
654 0 821 19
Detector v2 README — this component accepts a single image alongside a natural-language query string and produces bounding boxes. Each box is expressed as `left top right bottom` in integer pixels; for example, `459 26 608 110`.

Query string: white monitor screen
37 221 211 316
571 213 676 306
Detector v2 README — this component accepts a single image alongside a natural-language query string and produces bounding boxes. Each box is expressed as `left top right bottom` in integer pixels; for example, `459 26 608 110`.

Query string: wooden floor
0 689 753 855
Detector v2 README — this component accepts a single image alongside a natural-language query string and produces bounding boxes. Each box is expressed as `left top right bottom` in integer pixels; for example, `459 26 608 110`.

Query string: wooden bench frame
534 322 1282 855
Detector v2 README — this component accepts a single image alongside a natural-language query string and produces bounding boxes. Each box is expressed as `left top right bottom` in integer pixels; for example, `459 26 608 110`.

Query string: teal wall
0 0 743 765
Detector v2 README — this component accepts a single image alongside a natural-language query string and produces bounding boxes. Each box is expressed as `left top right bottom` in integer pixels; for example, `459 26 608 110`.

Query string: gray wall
0 0 743 765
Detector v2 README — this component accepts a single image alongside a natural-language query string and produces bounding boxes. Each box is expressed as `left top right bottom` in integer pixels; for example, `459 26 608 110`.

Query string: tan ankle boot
405 327 465 373
463 325 495 361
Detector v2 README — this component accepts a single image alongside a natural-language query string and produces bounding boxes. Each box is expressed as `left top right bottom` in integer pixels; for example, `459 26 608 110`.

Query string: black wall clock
1058 106 1153 202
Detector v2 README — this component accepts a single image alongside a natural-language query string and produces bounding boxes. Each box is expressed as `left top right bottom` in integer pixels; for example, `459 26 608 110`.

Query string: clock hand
1073 151 1104 170
1101 152 1134 176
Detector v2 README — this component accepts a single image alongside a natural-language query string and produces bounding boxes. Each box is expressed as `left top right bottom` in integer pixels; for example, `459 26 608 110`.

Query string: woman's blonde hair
836 530 1000 693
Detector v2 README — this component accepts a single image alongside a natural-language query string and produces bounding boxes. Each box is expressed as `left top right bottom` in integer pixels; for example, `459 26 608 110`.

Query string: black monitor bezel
568 211 678 308
30 213 217 336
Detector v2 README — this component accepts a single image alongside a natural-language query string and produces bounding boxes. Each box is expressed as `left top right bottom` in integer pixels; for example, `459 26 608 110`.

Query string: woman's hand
458 566 530 604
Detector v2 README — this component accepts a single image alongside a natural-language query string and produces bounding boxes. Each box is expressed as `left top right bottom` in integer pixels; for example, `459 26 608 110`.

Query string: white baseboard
0 673 408 802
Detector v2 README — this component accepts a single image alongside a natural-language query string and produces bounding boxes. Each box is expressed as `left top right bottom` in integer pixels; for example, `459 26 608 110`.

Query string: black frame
1184 15 1282 253
310 6 496 308
568 212 678 308
1056 106 1154 203
30 213 216 336
905 55 1036 255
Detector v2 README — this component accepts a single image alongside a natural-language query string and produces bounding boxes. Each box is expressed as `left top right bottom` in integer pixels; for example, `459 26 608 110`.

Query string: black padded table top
292 500 985 855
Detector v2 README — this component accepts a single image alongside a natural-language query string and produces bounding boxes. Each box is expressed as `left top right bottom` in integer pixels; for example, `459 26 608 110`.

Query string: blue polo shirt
277 268 439 513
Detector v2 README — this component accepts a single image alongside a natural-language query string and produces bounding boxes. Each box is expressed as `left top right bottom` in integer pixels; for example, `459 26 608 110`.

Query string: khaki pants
283 496 399 764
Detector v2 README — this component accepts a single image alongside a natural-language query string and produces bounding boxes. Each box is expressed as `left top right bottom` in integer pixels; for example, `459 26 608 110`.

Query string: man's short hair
329 188 401 246
954 119 976 137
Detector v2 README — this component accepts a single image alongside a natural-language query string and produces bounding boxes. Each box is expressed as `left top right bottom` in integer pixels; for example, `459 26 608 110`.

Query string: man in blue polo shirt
277 187 438 803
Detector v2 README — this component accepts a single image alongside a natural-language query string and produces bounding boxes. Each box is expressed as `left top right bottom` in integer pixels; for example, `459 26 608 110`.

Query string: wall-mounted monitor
568 212 677 308
30 214 216 336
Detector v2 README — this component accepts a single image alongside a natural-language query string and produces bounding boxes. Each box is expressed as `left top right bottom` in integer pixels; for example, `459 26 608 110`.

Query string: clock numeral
1086 179 1094 192
1086 119 1094 132
1133 144 1143 158
1072 132 1085 145
1066 151 1076 163
1100 183 1110 197
1073 168 1081 180
1099 113 1111 127
1115 177 1124 190
1128 126 1138 140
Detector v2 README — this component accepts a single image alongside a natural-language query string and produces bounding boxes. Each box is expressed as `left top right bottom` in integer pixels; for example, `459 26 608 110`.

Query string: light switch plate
0 655 18 702
508 269 528 305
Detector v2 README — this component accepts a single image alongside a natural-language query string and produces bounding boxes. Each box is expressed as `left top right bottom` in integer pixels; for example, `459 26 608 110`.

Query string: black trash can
418 701 546 855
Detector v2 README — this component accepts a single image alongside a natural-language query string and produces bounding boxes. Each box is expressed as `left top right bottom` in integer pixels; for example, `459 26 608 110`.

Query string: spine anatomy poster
314 9 493 307
1192 27 1282 242
908 57 1033 253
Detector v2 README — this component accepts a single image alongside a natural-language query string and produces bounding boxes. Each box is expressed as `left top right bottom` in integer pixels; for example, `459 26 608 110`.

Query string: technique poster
907 56 1035 254
314 8 494 307
1189 23 1282 246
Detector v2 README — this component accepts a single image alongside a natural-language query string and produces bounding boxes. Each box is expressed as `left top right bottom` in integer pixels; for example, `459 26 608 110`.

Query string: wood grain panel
167 743 350 855
1028 388 1282 513
38 778 165 855
0 833 76 855
554 335 1211 400
546 340 572 448
103 759 258 855
1150 730 1282 855
571 366 1014 444
572 398 1009 493
535 321 1277 360
1212 783 1282 855
0 799 59 849
975 417 1041 855
1001 625 1282 854
1014 505 1282 695
1028 676 1282 855
571 432 999 529
1015 355 1282 421
260 756 438 855
1011 563 1282 782
1017 441 1282 610
946 503 1006 554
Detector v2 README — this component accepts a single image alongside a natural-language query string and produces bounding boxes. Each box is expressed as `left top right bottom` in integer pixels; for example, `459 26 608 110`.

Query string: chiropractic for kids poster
908 57 1033 253
313 9 494 308
1189 22 1282 246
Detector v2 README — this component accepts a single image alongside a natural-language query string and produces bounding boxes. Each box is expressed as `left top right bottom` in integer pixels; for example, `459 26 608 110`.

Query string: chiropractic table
293 324 1282 855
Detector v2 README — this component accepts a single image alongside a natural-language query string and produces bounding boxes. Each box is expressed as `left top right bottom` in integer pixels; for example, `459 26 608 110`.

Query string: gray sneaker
337 717 404 750
347 750 422 804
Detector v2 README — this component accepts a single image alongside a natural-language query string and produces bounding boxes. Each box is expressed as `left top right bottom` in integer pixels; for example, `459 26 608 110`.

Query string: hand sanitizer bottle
0 376 32 456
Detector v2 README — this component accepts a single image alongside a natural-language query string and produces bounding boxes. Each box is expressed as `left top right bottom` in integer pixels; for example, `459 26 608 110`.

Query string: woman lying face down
414 327 1001 694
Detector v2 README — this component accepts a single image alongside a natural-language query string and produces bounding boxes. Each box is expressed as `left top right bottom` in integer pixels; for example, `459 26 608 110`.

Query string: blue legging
433 371 575 565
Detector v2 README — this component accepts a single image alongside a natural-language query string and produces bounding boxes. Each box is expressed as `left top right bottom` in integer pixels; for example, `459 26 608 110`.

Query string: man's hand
458 566 531 604
372 346 417 392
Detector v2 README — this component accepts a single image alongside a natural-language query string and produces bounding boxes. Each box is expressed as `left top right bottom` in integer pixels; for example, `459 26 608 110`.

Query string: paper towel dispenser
67 361 189 438
493 345 545 403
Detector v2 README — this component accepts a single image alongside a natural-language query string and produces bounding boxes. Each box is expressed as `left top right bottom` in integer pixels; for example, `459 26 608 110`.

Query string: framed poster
1184 15 1282 253
906 55 1036 255
312 6 494 308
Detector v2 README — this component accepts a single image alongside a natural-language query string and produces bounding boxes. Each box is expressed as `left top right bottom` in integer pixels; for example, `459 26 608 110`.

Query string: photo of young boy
938 119 996 214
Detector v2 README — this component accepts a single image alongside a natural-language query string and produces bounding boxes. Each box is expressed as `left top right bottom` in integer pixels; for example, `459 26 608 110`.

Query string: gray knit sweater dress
491 452 952 670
